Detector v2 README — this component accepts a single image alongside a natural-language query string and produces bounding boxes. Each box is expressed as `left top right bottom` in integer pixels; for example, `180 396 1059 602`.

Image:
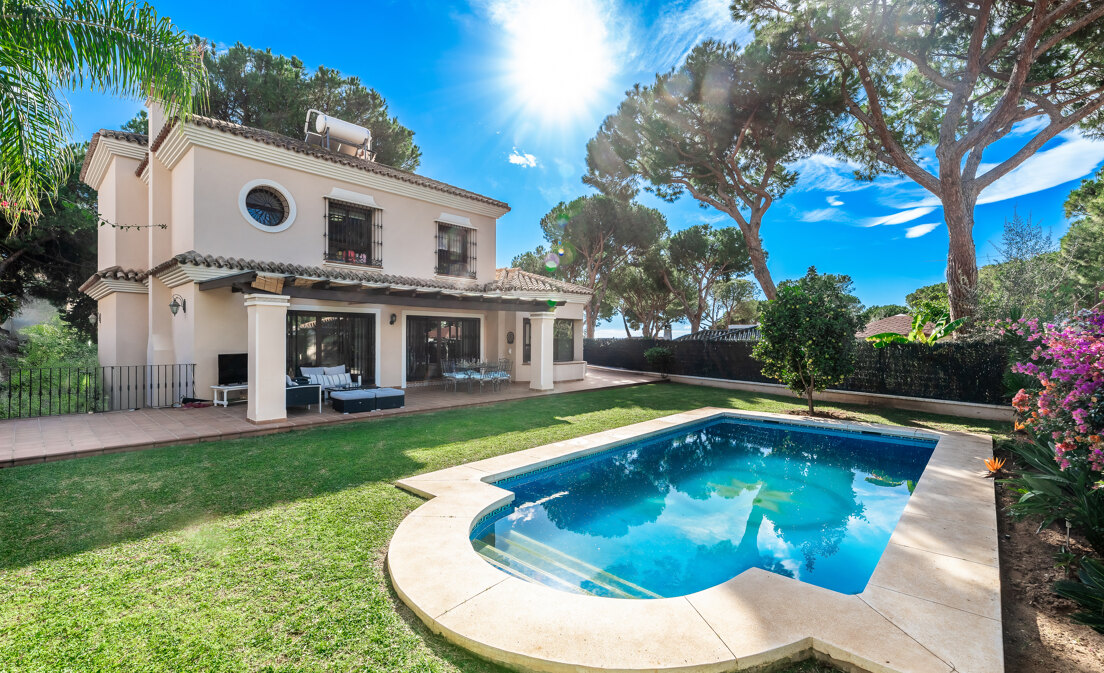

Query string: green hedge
583 338 1009 405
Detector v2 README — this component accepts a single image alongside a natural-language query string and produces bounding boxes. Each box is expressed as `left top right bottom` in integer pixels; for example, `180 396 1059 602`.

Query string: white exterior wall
187 146 497 284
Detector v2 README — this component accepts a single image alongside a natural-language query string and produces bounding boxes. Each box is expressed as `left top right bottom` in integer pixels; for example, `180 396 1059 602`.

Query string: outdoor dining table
442 360 510 392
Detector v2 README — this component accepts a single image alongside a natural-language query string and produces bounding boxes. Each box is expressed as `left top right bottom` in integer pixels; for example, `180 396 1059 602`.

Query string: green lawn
0 383 1007 672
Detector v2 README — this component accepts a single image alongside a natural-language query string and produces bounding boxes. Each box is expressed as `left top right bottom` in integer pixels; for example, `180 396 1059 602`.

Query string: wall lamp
389 313 397 325
169 294 187 316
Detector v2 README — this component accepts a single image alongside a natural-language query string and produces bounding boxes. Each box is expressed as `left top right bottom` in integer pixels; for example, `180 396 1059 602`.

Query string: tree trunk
0 247 28 276
744 224 776 300
585 301 598 339
942 183 979 321
623 314 632 338
806 387 815 415
687 313 701 333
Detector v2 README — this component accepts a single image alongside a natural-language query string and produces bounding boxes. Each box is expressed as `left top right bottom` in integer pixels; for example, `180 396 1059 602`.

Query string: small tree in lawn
754 267 861 414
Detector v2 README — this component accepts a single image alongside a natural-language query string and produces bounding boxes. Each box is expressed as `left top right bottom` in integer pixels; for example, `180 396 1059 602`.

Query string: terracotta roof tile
77 265 146 293
185 116 509 210
856 314 934 338
79 129 149 182
488 268 593 295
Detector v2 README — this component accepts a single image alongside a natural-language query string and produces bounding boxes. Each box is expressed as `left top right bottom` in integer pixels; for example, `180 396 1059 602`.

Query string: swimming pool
470 417 936 597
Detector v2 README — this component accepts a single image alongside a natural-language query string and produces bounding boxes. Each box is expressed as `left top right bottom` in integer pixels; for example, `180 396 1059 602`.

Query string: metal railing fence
0 364 196 419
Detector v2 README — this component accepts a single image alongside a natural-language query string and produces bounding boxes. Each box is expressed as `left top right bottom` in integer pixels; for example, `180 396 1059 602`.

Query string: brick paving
0 368 655 467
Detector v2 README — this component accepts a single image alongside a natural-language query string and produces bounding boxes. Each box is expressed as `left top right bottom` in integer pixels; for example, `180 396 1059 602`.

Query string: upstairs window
326 201 382 267
245 187 288 227
436 222 476 278
238 180 296 232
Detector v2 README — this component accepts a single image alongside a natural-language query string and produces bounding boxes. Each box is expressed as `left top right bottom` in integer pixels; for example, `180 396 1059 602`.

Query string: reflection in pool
470 418 936 597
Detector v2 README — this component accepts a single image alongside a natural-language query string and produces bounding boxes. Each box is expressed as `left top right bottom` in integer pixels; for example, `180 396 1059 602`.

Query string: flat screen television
218 353 248 385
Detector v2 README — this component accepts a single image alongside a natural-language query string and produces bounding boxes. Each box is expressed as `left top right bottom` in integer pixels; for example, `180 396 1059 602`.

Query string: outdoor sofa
285 376 322 412
300 365 361 398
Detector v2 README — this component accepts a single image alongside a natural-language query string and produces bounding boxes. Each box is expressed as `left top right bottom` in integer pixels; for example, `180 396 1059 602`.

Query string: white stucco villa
79 104 592 424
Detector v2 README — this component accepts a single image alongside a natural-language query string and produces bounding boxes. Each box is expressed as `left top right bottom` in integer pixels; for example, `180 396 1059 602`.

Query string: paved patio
0 369 654 467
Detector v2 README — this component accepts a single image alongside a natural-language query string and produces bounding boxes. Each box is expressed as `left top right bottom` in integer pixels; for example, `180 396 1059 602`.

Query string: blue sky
64 0 1104 337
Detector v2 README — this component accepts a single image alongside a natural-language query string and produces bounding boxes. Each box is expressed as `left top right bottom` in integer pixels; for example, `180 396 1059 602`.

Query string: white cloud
826 195 844 206
790 154 873 193
863 206 936 227
508 147 538 167
1008 115 1051 136
799 207 848 223
899 130 1104 209
975 132 1104 205
641 0 751 69
904 222 940 238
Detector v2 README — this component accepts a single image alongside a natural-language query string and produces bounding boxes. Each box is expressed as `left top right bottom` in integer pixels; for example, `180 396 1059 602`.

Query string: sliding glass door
406 316 480 381
287 311 375 382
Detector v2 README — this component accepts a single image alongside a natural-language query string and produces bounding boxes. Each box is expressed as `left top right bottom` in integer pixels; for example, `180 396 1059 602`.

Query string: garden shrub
1007 310 1104 475
1004 436 1104 555
643 346 674 376
753 267 861 413
1002 308 1104 555
3 316 97 370
1 317 99 419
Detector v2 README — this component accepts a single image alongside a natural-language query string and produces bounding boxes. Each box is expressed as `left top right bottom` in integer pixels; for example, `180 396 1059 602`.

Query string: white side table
211 383 249 407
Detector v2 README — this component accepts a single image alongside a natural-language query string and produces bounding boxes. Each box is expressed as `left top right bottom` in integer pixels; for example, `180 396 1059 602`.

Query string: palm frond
0 46 73 226
0 0 208 227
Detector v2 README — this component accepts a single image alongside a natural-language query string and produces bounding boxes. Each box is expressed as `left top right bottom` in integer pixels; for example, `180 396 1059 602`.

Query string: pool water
470 417 936 598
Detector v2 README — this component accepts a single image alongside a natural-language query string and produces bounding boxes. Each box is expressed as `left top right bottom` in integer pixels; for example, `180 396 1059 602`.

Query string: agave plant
1053 556 1104 633
0 0 208 228
866 303 966 348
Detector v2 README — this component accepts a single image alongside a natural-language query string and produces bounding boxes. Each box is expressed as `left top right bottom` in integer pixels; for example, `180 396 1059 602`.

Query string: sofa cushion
323 365 346 375
317 373 351 387
286 375 298 387
374 388 404 398
300 366 325 378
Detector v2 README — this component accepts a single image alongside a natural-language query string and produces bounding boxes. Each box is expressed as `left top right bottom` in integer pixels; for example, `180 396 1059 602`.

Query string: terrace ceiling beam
277 284 562 312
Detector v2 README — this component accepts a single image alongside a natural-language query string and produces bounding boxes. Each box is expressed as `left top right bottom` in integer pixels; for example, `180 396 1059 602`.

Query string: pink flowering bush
1003 309 1104 475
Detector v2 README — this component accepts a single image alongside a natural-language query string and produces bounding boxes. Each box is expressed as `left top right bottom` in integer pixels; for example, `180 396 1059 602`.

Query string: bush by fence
584 338 1009 405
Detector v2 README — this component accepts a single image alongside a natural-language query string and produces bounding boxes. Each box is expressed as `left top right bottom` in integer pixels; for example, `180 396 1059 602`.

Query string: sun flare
496 0 617 124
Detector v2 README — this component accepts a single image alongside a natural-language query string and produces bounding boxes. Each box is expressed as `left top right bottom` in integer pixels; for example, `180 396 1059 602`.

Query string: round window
244 187 289 227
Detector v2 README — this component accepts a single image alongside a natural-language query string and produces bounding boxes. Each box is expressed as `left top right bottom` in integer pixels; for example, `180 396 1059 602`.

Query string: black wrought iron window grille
324 201 383 267
435 222 476 278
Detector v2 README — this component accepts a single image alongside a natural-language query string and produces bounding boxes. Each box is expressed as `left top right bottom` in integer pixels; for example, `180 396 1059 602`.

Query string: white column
528 312 555 391
244 293 290 424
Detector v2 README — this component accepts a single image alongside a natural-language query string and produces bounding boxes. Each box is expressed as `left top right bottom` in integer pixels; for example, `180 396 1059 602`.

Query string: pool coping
387 408 1003 673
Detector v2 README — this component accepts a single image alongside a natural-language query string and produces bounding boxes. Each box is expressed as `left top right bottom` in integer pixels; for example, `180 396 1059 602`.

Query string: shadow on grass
0 382 1006 571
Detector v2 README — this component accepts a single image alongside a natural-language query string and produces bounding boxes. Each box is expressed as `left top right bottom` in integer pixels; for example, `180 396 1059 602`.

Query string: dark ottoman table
374 388 405 410
331 389 377 414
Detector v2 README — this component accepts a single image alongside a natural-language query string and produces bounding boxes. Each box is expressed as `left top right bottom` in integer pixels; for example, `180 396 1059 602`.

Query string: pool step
479 531 660 599
472 539 594 596
502 531 661 599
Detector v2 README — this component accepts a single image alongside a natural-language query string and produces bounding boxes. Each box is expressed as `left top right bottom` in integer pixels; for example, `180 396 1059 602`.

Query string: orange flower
984 456 1005 474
